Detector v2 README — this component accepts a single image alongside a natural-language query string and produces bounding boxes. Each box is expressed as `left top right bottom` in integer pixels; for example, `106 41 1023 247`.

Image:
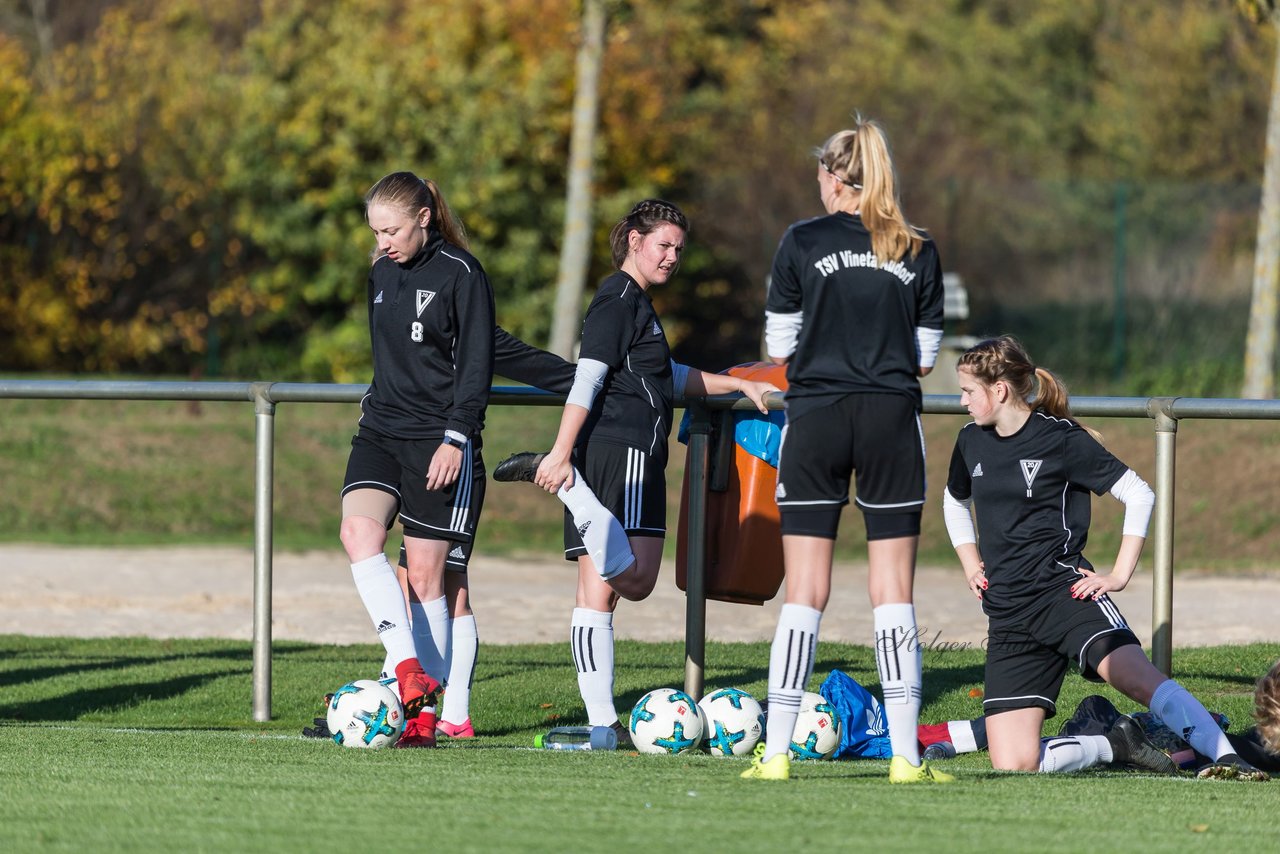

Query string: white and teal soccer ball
326 679 405 749
789 691 840 760
629 688 704 755
698 687 765 757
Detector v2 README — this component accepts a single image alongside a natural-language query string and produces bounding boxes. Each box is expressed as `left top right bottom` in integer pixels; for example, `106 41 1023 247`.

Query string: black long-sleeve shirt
359 232 495 442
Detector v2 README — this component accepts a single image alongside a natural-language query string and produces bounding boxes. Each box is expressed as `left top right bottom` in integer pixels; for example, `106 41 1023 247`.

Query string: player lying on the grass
919 687 1279 778
941 336 1267 779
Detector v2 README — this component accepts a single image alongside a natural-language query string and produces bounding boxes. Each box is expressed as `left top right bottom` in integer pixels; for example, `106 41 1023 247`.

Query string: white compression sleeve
566 358 609 411
764 311 803 360
1109 469 1155 538
916 326 943 369
942 487 977 547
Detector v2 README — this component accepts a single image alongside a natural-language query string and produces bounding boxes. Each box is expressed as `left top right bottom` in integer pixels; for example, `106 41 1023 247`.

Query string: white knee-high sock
764 603 822 761
442 614 478 725
381 652 395 680
350 554 417 668
1039 735 1110 772
571 608 618 727
875 603 923 764
558 472 634 579
409 595 450 684
1149 679 1234 761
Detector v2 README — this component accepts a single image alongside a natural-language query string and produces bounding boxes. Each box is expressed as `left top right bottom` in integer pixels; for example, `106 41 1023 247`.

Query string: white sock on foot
875 602 923 764
764 603 821 761
571 608 618 727
350 554 417 666
558 473 634 579
442 614 478 725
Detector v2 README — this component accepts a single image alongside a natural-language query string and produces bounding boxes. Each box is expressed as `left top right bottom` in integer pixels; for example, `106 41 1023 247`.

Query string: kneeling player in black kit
942 336 1268 780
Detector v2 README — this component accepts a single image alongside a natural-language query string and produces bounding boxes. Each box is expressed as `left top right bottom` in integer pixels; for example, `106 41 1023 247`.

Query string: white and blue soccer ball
789 691 840 760
326 679 405 749
629 688 704 755
698 687 765 757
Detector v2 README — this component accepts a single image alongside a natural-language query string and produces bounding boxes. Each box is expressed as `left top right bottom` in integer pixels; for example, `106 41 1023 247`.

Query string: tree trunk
548 0 607 360
1243 10 1280 399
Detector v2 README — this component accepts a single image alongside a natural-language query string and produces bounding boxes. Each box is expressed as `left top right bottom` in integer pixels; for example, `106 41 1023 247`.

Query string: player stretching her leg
942 335 1267 780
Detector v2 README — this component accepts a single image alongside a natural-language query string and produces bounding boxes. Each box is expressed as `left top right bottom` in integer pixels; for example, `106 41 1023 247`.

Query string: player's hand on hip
965 562 988 602
1070 567 1124 600
426 444 462 491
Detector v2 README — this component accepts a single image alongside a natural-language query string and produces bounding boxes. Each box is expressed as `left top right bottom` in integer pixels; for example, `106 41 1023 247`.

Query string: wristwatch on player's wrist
441 431 467 449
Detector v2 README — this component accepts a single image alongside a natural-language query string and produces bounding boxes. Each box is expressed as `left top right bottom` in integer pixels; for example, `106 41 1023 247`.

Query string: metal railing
2 378 1278 718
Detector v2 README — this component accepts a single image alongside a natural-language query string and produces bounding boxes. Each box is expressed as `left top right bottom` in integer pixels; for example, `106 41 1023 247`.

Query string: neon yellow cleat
889 755 955 784
740 743 791 781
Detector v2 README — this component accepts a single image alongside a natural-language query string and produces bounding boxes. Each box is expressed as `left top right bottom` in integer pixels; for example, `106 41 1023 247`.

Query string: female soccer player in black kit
495 200 777 739
942 336 1266 780
339 172 497 748
745 118 949 783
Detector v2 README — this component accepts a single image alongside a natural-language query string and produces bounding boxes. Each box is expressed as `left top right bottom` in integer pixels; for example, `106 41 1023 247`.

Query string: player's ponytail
609 199 689 268
958 336 1100 438
816 117 925 263
364 171 470 252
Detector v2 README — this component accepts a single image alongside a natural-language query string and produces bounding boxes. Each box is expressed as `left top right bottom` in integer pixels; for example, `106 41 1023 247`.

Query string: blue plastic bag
676 408 785 468
819 670 893 759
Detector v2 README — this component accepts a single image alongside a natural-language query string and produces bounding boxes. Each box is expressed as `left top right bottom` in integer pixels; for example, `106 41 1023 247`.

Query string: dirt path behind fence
2 544 1278 650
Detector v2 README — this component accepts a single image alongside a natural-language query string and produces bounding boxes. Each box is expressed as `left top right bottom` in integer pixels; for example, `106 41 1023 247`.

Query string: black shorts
774 392 925 539
563 439 666 561
398 540 472 574
983 586 1140 718
341 429 486 544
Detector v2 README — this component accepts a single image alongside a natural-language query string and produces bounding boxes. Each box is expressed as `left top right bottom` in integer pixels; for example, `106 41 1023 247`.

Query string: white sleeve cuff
670 361 691 396
916 326 943 369
765 311 803 360
942 487 977 547
1109 469 1155 538
443 429 469 446
566 358 609 411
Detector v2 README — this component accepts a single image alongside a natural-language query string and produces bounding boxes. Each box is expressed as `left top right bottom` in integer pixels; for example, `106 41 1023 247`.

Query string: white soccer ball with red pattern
789 691 840 760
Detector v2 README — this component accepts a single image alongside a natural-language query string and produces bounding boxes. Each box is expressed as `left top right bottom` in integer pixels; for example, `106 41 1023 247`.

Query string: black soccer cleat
493 451 547 483
301 717 332 739
610 720 634 750
1106 716 1178 774
1059 694 1122 737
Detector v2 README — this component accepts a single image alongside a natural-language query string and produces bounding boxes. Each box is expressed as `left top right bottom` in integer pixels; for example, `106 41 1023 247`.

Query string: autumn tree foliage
0 0 1274 385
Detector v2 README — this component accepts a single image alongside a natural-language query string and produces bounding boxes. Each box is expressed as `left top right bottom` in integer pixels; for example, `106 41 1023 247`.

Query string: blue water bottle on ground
535 725 618 751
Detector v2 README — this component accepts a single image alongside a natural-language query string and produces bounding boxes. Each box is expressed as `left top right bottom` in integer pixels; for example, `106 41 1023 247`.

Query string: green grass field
2 636 1276 852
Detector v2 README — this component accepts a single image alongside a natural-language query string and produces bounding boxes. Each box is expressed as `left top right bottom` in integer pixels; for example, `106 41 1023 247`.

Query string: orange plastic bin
676 362 787 605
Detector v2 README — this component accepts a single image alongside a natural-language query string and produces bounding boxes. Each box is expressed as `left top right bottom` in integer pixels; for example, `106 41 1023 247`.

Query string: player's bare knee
339 515 385 560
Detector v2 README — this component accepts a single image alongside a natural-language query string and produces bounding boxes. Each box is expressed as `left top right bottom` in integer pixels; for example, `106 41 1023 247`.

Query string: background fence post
1149 399 1179 676
251 383 276 722
683 402 712 701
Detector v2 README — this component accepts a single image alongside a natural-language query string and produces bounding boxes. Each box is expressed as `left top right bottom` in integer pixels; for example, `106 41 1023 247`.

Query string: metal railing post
251 383 276 722
1148 398 1179 676
682 402 713 700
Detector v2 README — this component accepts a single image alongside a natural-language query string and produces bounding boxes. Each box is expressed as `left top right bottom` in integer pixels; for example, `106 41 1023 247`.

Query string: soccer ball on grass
789 690 840 760
698 687 765 757
629 688 704 755
326 679 405 748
